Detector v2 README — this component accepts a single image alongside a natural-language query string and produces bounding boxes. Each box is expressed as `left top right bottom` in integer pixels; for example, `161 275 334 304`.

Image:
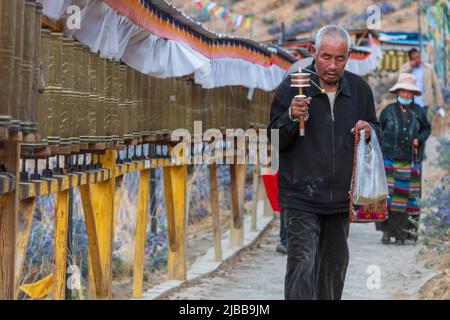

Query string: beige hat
389 73 422 96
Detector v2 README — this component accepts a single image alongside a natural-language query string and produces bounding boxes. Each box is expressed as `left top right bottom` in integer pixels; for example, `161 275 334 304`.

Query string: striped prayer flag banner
243 16 252 29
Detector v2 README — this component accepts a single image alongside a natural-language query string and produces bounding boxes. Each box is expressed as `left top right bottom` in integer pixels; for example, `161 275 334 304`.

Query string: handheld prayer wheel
0 0 16 128
37 29 52 144
60 37 75 146
21 0 37 134
46 32 63 145
290 71 311 136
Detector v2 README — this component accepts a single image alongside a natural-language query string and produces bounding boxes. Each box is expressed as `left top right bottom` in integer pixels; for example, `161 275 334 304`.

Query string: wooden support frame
163 165 187 280
132 168 150 298
209 163 222 261
14 197 36 298
86 149 116 299
52 189 69 300
79 184 107 299
0 134 20 300
251 162 260 231
229 162 245 247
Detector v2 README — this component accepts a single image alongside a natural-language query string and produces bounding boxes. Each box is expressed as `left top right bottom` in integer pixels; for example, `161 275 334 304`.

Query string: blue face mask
398 96 413 105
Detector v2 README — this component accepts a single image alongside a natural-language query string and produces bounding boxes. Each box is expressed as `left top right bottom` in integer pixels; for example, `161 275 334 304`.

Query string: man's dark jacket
268 62 382 215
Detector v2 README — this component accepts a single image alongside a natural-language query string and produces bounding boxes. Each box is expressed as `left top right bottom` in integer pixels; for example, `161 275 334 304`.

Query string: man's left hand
351 120 371 143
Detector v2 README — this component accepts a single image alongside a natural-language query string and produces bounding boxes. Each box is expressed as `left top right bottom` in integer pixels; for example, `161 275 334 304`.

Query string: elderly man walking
268 25 382 300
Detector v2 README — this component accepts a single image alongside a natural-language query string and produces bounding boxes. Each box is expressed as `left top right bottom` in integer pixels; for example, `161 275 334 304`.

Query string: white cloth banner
41 0 286 91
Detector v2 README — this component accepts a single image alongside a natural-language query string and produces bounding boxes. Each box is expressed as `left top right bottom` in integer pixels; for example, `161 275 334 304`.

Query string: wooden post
251 163 259 231
162 167 177 252
132 168 150 298
52 189 69 300
163 165 186 280
229 162 245 247
88 149 116 299
0 134 20 300
209 163 222 261
79 184 107 299
14 197 36 298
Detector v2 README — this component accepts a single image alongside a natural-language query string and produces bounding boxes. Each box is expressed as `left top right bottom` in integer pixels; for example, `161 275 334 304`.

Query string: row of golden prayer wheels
0 0 273 178
379 50 411 72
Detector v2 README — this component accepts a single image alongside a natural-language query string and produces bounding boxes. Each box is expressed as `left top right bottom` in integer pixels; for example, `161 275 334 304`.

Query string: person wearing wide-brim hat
375 73 431 245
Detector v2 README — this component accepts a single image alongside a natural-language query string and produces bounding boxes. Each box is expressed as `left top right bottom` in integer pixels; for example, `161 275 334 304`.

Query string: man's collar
305 60 351 97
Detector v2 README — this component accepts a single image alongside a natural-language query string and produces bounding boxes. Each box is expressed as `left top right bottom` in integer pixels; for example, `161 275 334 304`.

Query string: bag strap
348 128 361 222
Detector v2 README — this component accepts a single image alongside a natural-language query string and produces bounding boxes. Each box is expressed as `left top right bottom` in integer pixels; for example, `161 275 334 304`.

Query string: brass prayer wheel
10 0 25 132
97 57 106 142
60 37 75 146
79 46 91 143
46 32 63 145
142 74 151 136
117 64 128 142
71 42 83 145
123 66 133 140
134 69 143 138
149 77 163 134
21 0 36 133
37 29 51 144
111 60 121 143
0 0 16 128
88 52 100 143
31 2 43 134
103 59 114 143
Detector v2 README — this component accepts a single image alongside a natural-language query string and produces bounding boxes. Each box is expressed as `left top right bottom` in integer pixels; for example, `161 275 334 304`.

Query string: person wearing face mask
375 73 431 245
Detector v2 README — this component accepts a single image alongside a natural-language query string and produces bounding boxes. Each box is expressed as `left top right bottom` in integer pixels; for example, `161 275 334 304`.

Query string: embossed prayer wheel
10 0 25 132
88 52 99 142
72 42 83 145
134 69 144 138
37 29 52 143
117 64 128 142
47 32 63 145
97 57 106 142
183 78 193 132
60 37 75 146
31 2 43 134
0 0 16 128
103 59 114 143
123 66 133 140
79 46 91 143
149 77 163 134
141 74 151 136
111 60 121 143
21 0 37 134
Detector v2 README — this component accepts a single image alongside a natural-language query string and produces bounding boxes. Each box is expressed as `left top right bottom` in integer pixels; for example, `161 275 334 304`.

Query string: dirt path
162 217 436 300
161 134 445 300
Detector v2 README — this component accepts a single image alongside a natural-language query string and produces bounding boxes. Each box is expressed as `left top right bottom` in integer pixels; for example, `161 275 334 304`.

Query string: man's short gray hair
314 25 352 55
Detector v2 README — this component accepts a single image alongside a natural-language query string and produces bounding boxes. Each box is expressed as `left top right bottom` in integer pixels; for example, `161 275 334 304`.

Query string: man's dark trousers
283 206 350 300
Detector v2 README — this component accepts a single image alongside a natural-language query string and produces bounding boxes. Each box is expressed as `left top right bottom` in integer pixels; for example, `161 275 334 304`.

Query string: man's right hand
290 96 311 119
